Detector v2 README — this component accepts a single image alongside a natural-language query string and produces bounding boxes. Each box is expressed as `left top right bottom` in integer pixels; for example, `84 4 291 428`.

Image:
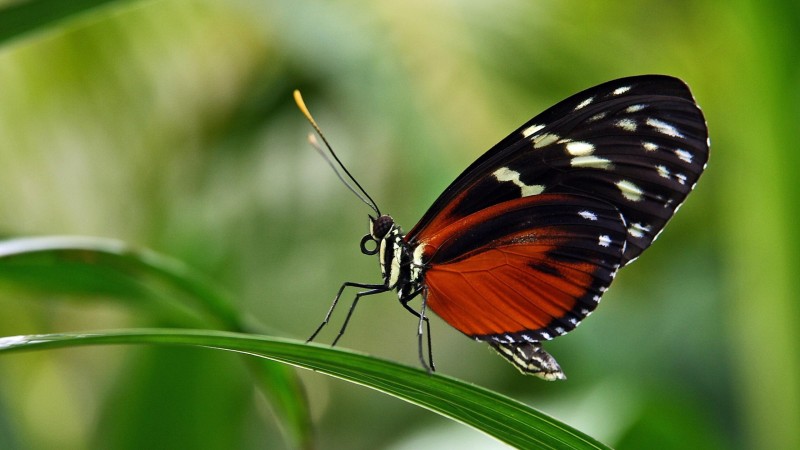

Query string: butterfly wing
407 75 709 264
419 193 627 343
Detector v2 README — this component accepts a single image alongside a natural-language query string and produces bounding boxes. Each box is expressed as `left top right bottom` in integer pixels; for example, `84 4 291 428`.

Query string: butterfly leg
399 288 435 373
307 281 388 344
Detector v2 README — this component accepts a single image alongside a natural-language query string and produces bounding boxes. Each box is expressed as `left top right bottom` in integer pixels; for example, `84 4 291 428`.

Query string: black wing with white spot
406 75 709 264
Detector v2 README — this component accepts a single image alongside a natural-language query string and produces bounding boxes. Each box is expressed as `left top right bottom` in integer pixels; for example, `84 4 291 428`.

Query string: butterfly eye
360 234 379 255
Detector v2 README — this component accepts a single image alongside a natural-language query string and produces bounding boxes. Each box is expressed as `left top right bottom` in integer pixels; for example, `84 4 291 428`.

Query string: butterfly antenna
306 133 376 210
294 90 381 215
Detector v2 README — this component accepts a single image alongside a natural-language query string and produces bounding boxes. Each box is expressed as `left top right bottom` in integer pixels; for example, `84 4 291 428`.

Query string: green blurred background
0 0 798 449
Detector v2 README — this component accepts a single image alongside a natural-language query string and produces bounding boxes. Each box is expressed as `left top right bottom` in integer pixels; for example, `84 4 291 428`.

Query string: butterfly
295 75 709 380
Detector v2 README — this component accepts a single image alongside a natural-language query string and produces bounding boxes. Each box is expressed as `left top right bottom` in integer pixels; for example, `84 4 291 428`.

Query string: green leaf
0 237 312 449
0 329 611 450
0 0 140 46
0 236 242 328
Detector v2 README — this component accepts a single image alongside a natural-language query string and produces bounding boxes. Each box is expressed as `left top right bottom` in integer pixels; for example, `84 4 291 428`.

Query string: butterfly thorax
368 215 423 298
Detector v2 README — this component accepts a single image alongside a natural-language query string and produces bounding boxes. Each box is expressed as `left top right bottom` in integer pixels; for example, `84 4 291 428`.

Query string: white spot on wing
579 210 598 221
675 149 693 163
628 222 651 238
616 118 637 132
598 234 611 247
493 167 545 197
522 124 545 137
571 155 612 169
588 112 607 122
656 165 670 178
613 86 631 95
675 173 687 185
616 179 644 201
625 104 646 112
575 97 594 110
533 133 560 148
646 118 684 138
643 142 658 151
565 141 595 156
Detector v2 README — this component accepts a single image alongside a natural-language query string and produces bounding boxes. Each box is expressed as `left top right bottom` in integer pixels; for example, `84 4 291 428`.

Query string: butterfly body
302 75 709 380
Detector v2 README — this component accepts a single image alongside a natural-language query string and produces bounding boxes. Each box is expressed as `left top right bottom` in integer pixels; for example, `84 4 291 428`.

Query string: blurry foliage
0 0 798 449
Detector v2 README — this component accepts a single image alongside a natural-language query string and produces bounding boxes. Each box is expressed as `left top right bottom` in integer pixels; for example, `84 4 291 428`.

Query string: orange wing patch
426 244 596 337
414 194 626 341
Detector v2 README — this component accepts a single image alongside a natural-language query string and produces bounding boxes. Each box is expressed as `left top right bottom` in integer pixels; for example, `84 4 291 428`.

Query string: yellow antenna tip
293 89 318 128
292 89 305 109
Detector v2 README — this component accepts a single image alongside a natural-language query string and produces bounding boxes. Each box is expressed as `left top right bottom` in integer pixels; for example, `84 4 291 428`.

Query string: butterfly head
370 214 396 239
360 214 397 256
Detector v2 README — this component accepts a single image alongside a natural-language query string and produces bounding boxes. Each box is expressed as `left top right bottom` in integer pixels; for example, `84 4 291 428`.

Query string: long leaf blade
0 329 611 450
